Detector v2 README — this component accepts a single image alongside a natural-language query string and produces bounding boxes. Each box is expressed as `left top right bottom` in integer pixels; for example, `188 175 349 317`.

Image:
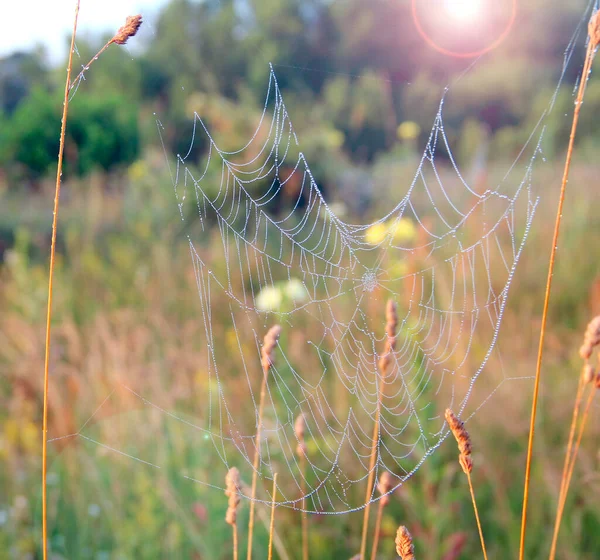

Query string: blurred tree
0 48 50 114
0 89 139 180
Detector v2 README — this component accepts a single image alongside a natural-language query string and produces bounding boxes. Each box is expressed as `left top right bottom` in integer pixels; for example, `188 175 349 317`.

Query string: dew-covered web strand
46 2 598 515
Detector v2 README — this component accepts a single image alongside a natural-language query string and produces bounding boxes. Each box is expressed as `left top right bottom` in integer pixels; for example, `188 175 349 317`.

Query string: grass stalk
547 373 585 560
548 381 597 559
42 2 81 558
268 474 278 560
519 15 599 559
360 301 397 560
300 453 309 560
370 472 391 560
359 399 381 560
445 409 488 560
466 471 489 560
247 325 281 560
370 500 385 560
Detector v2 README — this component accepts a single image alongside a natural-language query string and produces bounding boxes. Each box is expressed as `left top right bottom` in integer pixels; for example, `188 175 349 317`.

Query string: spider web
50 2 598 516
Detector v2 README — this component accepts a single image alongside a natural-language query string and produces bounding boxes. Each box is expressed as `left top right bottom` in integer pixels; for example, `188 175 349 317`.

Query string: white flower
256 285 283 312
284 278 308 303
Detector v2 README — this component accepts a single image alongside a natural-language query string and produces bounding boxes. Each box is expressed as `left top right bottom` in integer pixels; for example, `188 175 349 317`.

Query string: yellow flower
365 223 388 245
389 218 417 244
397 121 421 141
128 160 147 182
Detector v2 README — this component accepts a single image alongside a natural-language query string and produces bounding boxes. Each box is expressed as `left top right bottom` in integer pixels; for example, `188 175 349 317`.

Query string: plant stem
42 2 80 558
359 384 383 559
518 36 596 560
548 373 585 560
247 370 268 560
369 500 385 560
69 41 115 92
467 471 489 560
300 453 309 560
232 524 239 560
548 382 597 559
268 474 278 560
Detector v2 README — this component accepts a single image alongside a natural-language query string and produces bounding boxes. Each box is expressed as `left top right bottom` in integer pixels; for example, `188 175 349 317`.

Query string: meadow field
1 0 600 559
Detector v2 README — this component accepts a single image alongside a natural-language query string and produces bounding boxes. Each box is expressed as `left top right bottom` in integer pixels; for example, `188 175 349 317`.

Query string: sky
0 0 168 62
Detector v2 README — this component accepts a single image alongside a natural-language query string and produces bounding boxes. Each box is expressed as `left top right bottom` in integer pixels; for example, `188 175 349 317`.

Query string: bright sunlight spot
443 0 483 22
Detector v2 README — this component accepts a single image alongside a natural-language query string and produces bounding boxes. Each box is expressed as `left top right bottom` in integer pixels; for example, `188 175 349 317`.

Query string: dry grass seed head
579 315 600 359
379 300 398 374
445 408 473 474
377 471 393 506
395 525 415 560
589 9 600 47
582 363 595 385
294 412 307 456
112 15 143 45
225 467 241 525
261 324 282 371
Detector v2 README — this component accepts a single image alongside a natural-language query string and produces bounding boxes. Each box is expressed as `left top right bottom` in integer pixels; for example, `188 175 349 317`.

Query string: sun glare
443 0 483 22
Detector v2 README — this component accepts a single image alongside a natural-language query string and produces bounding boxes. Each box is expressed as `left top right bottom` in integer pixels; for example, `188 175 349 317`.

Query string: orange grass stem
268 474 278 560
547 373 585 560
519 36 597 560
467 471 489 560
548 382 597 559
369 499 385 560
247 372 267 560
359 389 383 560
42 2 80 558
300 453 309 560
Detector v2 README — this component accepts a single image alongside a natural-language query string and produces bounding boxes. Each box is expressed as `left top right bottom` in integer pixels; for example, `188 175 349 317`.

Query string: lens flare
443 0 483 22
411 0 517 58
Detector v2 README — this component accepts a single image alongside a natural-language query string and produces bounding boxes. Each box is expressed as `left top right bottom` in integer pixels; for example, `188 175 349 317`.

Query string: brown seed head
225 467 241 526
295 412 307 456
445 408 473 474
583 363 595 385
261 324 282 372
377 471 393 506
589 10 600 47
112 15 143 45
395 525 415 560
579 315 600 360
379 300 398 374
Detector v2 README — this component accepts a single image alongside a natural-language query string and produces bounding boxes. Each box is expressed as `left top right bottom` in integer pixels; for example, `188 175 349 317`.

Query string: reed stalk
370 471 392 560
42 3 81 558
548 372 598 559
268 474 278 560
41 10 142 558
359 301 397 559
519 11 600 560
445 409 488 560
247 325 281 560
295 413 309 560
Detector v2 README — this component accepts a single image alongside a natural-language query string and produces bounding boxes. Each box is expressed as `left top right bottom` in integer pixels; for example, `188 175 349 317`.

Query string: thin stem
247 370 268 560
359 385 383 560
232 524 239 560
42 2 80 558
548 373 585 560
549 383 597 558
268 474 278 560
300 453 309 560
467 471 489 560
69 41 114 92
369 501 385 560
519 38 596 560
